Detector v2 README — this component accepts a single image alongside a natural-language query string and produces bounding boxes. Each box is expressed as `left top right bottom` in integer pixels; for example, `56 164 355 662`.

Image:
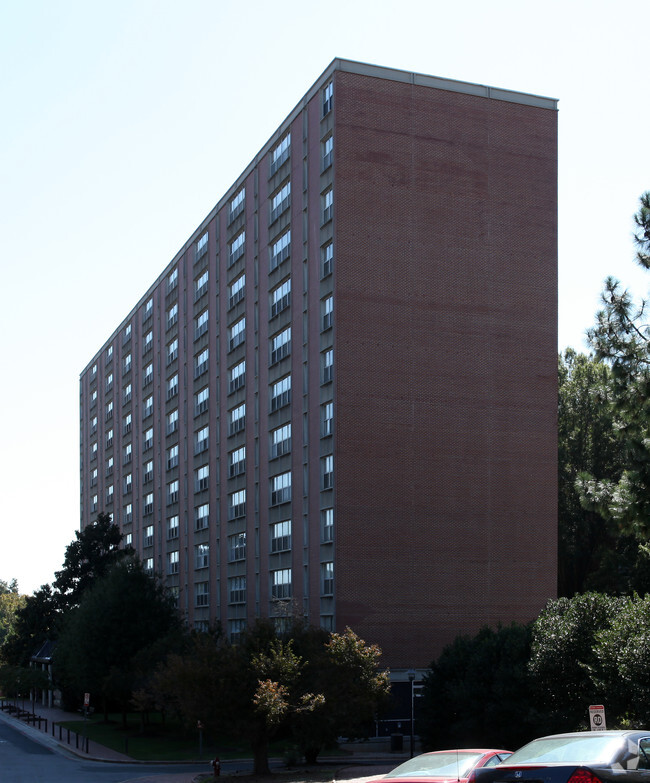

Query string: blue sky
1 0 649 593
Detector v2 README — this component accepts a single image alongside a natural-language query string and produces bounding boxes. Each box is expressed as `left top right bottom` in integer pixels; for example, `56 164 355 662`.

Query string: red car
374 749 513 783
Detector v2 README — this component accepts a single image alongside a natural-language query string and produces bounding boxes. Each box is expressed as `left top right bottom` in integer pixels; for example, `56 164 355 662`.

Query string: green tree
0 580 25 653
558 350 627 595
419 624 535 751
583 192 650 553
53 512 129 611
1 584 60 668
148 621 389 773
528 592 624 732
54 556 181 720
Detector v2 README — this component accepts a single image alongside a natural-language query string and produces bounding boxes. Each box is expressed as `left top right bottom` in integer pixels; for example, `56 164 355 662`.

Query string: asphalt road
0 717 206 783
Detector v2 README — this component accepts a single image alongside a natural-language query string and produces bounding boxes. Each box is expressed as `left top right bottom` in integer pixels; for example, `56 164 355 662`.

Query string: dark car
474 730 650 783
373 749 513 783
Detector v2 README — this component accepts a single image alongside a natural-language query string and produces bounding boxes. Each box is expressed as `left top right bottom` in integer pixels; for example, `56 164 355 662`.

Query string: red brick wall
333 71 558 667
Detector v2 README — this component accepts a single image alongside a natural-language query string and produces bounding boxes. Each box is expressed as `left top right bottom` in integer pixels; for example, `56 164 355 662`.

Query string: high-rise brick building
79 59 558 671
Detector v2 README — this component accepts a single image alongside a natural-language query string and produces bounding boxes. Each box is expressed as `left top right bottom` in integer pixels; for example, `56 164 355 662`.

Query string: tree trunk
252 733 271 775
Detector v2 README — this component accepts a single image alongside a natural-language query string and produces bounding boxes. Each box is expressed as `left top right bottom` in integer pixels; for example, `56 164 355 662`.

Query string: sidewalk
0 699 402 783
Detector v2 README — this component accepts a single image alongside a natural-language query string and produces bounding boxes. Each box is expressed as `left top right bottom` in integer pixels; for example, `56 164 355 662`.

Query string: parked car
374 749 513 783
473 730 650 783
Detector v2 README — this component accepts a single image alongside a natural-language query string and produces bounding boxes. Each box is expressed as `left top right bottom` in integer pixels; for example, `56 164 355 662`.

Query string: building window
105 373 113 392
321 241 333 278
167 408 178 435
228 318 245 351
270 230 290 271
195 309 209 340
106 456 114 476
105 401 113 421
195 425 209 455
270 278 291 317
144 557 154 574
270 375 291 412
270 327 291 365
321 402 333 437
322 135 333 171
196 231 208 262
271 568 292 600
144 297 153 321
90 442 98 460
124 503 133 524
271 471 291 506
270 520 291 553
143 395 153 417
144 493 154 515
195 464 209 493
195 543 210 570
228 532 246 562
106 345 113 362
228 360 246 394
270 423 291 458
91 389 97 407
322 188 333 224
195 503 209 530
167 303 178 329
167 374 178 400
322 295 333 331
167 550 179 575
195 269 209 299
321 561 334 596
123 383 132 404
229 618 246 643
123 472 132 493
123 353 132 374
90 416 98 435
228 403 246 435
167 267 178 293
91 363 97 376
228 446 246 478
105 428 113 448
143 427 153 451
124 532 133 546
143 364 153 389
90 468 97 487
228 576 246 604
105 485 113 506
143 460 153 483
123 442 132 465
195 386 209 416
195 348 209 378
228 489 246 520
270 133 290 175
195 581 209 607
322 455 334 490
270 181 291 223
229 274 246 308
322 80 333 116
123 323 132 343
229 231 245 266
167 479 179 505
143 524 154 547
91 494 98 512
167 444 179 470
143 330 153 354
167 515 179 539
229 187 245 222
167 338 178 365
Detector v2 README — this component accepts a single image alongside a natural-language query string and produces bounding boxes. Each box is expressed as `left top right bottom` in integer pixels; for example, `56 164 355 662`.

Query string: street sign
589 704 606 731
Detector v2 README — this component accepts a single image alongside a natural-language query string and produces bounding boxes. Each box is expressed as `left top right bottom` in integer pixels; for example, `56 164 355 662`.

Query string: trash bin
391 733 403 752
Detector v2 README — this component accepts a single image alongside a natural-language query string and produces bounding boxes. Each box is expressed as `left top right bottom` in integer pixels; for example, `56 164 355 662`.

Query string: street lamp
407 669 416 758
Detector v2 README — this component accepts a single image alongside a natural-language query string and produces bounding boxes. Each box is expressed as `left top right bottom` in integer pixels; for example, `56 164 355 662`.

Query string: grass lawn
57 711 338 763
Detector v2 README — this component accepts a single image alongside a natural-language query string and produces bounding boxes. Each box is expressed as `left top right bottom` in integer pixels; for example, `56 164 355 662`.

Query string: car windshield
505 735 624 765
388 752 484 778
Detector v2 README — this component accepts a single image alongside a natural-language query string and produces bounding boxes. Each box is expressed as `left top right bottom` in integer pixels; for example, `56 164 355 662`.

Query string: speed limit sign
589 705 606 731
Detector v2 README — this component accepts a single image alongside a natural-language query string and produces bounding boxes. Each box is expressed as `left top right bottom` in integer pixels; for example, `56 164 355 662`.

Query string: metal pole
407 669 416 758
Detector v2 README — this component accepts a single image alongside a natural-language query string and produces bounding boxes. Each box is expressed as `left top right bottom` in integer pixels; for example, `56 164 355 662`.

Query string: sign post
589 704 606 731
